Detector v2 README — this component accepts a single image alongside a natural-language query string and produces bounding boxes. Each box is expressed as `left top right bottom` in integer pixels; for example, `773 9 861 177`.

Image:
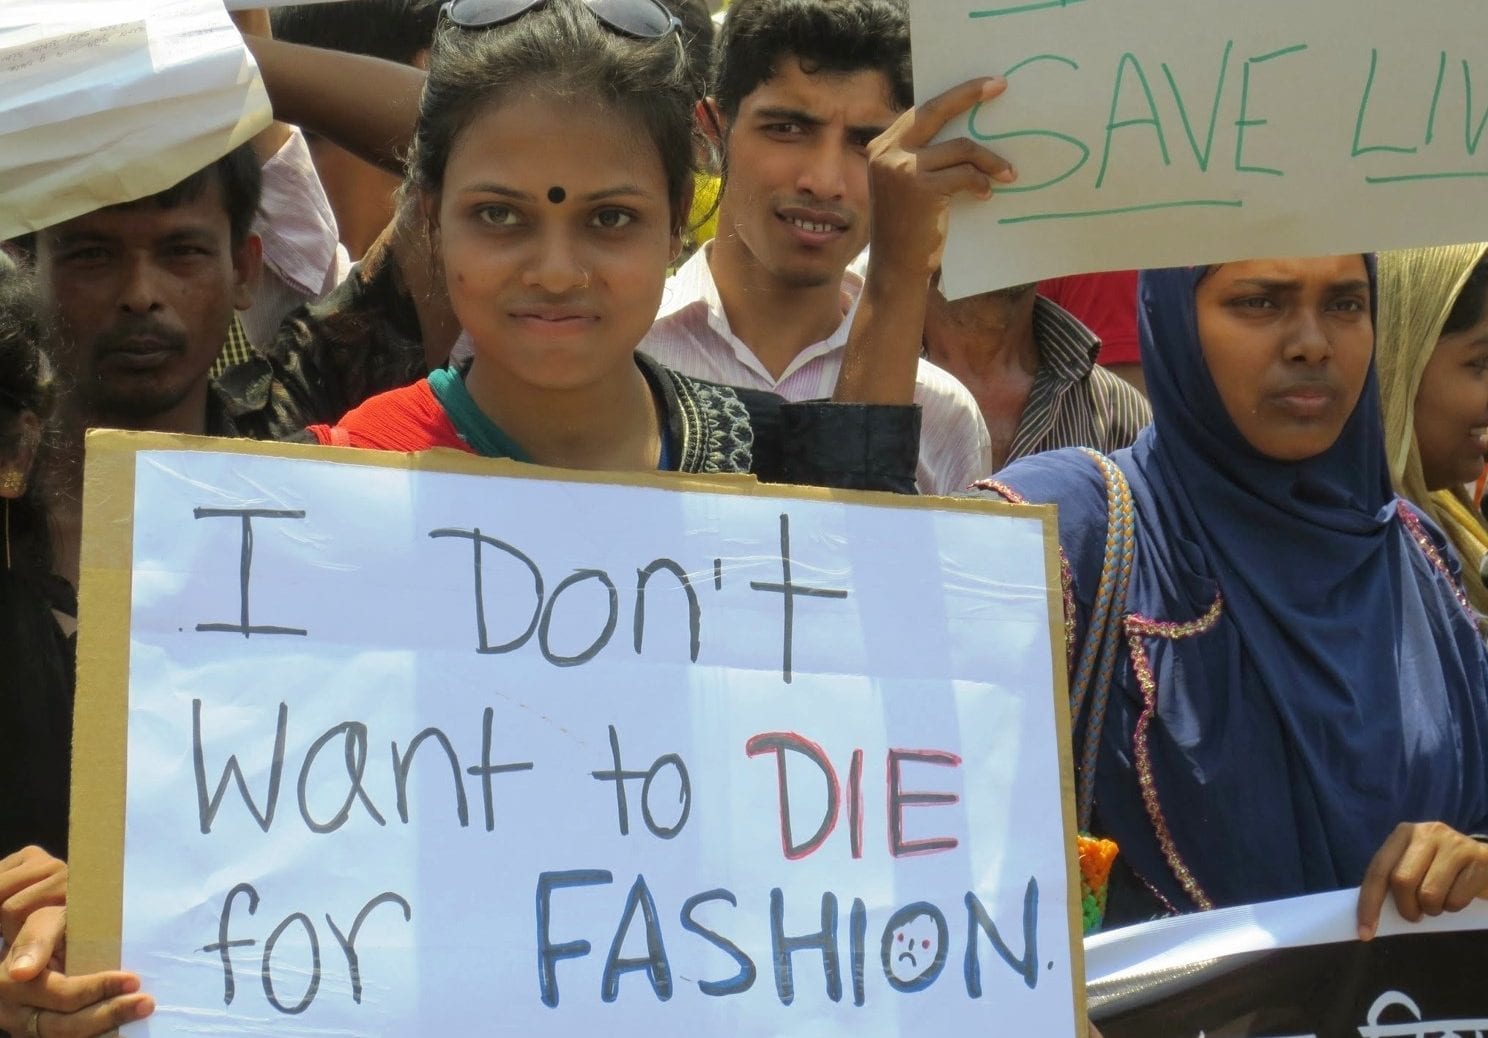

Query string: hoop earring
0 469 26 572
701 135 723 177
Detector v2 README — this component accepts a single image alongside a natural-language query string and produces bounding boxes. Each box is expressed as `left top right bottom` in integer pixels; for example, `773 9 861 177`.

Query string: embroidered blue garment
994 264 1488 913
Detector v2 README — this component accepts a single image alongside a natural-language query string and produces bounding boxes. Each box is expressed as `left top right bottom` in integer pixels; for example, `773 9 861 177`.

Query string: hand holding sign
865 76 1016 281
0 914 153 1038
837 78 1015 405
1357 822 1488 940
0 849 154 1037
0 847 67 944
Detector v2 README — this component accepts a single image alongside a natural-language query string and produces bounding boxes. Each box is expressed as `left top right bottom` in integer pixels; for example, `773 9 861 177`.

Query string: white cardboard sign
72 436 1082 1037
910 0 1488 298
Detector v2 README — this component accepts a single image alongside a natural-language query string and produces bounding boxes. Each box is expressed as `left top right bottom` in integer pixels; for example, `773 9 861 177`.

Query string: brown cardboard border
67 430 138 977
1044 515 1088 1035
68 427 1084 1030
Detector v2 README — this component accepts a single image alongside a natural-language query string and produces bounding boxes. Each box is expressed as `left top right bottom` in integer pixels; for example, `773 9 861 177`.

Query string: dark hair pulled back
409 0 699 232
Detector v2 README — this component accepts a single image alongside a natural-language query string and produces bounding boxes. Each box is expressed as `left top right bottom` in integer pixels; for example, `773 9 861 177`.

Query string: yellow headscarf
688 171 721 248
1376 243 1488 618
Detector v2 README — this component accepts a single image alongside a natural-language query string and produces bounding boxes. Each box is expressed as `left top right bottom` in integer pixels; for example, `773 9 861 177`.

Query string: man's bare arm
242 35 425 175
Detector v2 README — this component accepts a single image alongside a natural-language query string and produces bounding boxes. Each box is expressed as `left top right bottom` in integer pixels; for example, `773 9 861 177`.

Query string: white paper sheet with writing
910 0 1488 298
0 0 270 239
117 448 1079 1036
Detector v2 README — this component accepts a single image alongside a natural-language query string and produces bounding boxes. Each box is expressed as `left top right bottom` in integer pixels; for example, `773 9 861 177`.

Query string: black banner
1096 931 1485 1037
1087 894 1488 1038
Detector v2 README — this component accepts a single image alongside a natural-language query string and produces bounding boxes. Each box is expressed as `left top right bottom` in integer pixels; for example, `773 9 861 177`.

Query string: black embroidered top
304 352 921 496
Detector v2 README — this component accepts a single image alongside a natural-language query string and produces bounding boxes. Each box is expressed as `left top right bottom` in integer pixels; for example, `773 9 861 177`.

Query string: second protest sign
911 0 1488 297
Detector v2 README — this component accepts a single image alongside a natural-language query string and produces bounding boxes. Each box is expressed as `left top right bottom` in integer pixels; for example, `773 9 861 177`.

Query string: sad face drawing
881 903 949 992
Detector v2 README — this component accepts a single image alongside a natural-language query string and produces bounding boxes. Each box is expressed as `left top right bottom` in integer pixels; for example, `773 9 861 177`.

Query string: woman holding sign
976 258 1488 935
0 1 1016 1034
1376 244 1488 626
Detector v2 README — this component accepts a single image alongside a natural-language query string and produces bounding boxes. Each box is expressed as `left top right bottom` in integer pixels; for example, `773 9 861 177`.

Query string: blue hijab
996 264 1488 913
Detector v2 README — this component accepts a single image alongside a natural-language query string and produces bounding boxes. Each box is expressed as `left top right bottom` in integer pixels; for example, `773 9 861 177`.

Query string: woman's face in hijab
1195 256 1374 462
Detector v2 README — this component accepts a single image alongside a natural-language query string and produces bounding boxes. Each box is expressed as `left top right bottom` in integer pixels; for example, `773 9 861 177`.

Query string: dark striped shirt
1002 297 1151 467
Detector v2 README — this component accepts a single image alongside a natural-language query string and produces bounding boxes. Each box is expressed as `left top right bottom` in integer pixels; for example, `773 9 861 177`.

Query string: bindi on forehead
547 186 566 205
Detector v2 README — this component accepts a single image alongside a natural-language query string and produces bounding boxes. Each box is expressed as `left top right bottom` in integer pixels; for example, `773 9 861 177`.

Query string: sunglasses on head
442 0 681 39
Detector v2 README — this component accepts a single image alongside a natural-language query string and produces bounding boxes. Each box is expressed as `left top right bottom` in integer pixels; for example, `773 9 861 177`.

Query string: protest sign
1087 889 1488 1037
68 430 1085 1036
0 1 270 239
909 0 1488 298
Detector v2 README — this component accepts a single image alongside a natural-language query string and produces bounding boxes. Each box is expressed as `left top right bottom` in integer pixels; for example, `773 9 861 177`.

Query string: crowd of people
1 0 1486 1033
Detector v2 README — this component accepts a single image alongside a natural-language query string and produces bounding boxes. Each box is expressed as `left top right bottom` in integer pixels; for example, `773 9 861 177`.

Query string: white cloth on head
242 129 351 348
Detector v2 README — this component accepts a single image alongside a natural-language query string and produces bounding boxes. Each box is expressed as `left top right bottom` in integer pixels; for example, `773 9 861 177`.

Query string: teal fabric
428 364 674 468
427 366 531 461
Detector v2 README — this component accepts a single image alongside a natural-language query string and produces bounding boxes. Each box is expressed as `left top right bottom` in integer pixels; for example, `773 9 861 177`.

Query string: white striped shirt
638 247 992 495
242 129 351 350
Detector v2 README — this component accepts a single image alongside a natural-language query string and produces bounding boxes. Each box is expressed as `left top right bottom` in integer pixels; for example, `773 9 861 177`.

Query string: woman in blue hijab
986 257 1488 932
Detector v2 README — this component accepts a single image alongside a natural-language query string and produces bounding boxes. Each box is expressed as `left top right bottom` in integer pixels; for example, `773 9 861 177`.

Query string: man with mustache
638 0 991 495
30 144 266 586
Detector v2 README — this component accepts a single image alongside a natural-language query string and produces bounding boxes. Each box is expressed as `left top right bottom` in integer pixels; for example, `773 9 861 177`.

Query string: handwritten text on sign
116 448 1078 1035
910 0 1488 297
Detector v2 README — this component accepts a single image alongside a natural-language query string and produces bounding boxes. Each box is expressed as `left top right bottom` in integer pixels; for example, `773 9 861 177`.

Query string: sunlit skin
921 279 1039 469
428 92 684 471
714 61 897 288
1415 306 1488 490
707 60 899 373
1195 256 1374 463
33 181 259 433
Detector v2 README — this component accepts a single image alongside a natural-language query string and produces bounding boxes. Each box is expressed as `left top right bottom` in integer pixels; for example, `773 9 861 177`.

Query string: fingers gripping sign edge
863 75 1017 282
1357 821 1415 941
1357 822 1488 940
5 906 66 981
0 970 151 1038
896 76 1009 152
22 990 154 1038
